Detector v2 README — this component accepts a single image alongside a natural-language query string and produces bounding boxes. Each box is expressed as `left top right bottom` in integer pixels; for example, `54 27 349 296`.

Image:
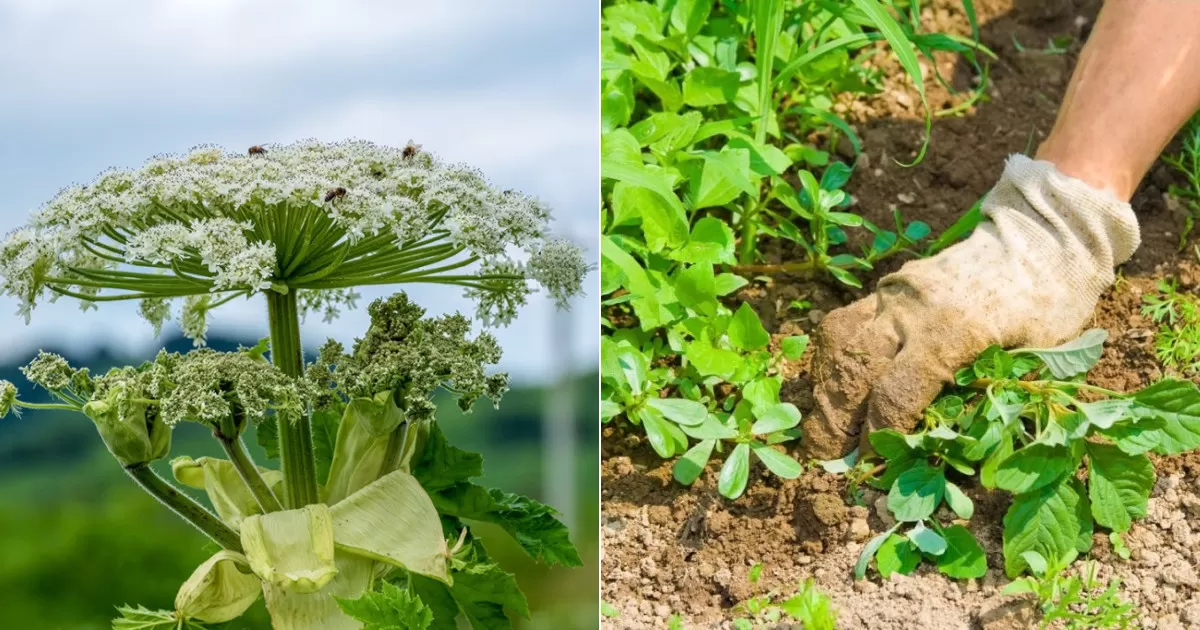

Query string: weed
1162 115 1200 248
1003 559 1137 629
728 564 838 630
1141 278 1200 373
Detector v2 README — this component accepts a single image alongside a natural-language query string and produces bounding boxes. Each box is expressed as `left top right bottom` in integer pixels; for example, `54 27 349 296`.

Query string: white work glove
800 154 1141 460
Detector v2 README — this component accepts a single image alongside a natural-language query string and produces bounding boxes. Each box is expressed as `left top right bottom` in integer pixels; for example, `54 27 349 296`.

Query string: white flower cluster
0 139 586 335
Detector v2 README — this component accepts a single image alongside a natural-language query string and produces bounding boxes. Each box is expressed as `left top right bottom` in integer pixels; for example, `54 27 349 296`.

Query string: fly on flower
0 139 588 343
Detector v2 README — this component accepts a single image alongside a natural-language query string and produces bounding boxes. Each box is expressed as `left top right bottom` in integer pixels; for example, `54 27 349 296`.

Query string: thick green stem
266 289 319 508
219 436 284 513
124 462 243 552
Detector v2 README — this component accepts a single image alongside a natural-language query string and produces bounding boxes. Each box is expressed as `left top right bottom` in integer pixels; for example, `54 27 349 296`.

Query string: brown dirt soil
602 0 1200 628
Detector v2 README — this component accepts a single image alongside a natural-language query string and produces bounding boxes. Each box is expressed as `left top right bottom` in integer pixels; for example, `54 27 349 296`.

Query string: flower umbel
1 139 586 341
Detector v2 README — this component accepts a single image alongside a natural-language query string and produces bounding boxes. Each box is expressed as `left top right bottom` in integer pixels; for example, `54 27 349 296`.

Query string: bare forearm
1036 0 1200 201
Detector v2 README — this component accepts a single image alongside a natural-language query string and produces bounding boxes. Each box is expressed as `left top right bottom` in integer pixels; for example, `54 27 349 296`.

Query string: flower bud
0 380 16 419
175 550 261 623
172 456 283 531
82 392 170 467
241 505 338 594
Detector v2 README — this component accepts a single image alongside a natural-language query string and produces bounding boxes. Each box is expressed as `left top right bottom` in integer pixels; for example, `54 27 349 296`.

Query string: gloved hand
799 154 1141 460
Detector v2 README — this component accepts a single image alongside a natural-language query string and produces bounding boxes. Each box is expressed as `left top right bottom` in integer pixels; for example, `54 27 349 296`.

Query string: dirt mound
602 0 1200 627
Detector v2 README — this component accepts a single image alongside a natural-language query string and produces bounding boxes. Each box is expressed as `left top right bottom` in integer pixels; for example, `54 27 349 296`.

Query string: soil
602 0 1200 628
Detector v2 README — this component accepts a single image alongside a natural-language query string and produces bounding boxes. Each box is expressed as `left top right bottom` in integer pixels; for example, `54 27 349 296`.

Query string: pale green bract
0 139 586 336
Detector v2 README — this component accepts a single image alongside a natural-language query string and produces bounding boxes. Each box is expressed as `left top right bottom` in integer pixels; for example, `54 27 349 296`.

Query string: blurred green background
0 334 597 629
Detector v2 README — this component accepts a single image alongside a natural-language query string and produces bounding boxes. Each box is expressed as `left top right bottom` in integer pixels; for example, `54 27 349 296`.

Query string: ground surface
601 0 1200 628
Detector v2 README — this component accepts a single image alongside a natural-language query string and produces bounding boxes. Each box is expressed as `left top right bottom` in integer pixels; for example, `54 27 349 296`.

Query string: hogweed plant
0 140 587 629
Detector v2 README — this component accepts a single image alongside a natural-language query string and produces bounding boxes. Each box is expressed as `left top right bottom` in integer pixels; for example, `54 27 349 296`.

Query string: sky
0 0 599 384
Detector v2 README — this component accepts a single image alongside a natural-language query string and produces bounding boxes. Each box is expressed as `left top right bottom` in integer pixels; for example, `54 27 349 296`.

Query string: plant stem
728 260 819 276
266 289 319 508
219 435 283 513
738 200 760 265
124 462 243 552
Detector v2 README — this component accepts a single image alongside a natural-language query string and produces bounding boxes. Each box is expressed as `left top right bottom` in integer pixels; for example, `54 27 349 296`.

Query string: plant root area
601 0 1200 627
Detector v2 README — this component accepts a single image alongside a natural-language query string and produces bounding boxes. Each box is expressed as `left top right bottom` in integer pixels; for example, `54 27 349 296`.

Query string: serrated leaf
751 441 802 479
718 443 751 499
336 581 434 630
936 525 986 579
1131 379 1200 455
674 439 716 485
1012 328 1107 378
112 605 200 630
876 534 920 577
887 462 945 522
906 522 946 556
1087 442 1154 533
1003 478 1084 577
993 443 1074 494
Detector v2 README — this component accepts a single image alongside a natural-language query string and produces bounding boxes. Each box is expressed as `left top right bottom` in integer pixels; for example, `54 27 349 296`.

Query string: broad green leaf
1003 478 1085 577
1012 328 1107 379
601 236 668 329
681 414 739 440
906 522 946 556
993 443 1074 494
980 432 1013 489
646 398 708 426
887 462 945 522
413 424 485 490
640 408 678 457
1020 551 1048 576
330 471 450 583
630 111 703 154
1099 416 1166 456
601 72 634 133
673 217 736 265
751 403 801 435
728 303 770 351
174 550 261 624
855 524 900 580
944 482 975 520
819 447 859 474
742 377 782 411
713 273 749 296
1131 379 1200 455
675 263 719 316
669 0 711 39
312 408 341 486
427 483 580 568
686 332 743 379
869 429 914 460
600 400 622 421
411 561 531 629
601 130 686 219
936 525 987 579
682 67 741 107
781 335 809 360
675 439 716 485
727 137 792 176
336 581 434 630
903 221 932 241
718 443 751 499
876 534 920 577
615 183 689 252
242 505 339 593
1087 442 1154 533
751 442 802 479
685 149 755 209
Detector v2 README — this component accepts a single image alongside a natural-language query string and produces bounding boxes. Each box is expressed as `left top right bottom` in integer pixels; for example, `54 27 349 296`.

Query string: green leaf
686 332 743 379
1131 379 1200 455
669 0 712 39
742 377 781 411
426 484 581 568
1003 478 1085 577
936 525 987 579
1087 442 1154 533
855 524 900 580
728 302 770 351
685 149 755 209
994 443 1074 494
257 416 279 461
311 408 341 485
600 400 622 421
944 481 975 520
718 443 751 499
1012 328 1107 379
713 273 749 296
617 183 689 252
645 398 708 426
906 522 946 556
980 432 1014 489
751 403 802 435
413 424 484 491
887 461 945 522
781 335 809 360
450 562 531 627
675 263 719 316
674 217 736 265
682 67 741 107
640 408 678 458
681 415 739 440
1077 399 1132 430
601 130 687 220
727 136 791 176
113 606 202 630
903 221 931 241
675 439 716 485
601 236 668 329
869 429 915 460
336 581 434 630
875 534 920 577
751 442 802 479
1020 550 1048 576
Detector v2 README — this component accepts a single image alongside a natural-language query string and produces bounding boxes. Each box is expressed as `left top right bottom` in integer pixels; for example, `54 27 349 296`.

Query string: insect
248 145 267 156
402 143 420 159
324 187 347 202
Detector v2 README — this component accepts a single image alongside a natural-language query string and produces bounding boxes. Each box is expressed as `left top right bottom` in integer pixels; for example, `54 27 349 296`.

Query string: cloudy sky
0 0 598 384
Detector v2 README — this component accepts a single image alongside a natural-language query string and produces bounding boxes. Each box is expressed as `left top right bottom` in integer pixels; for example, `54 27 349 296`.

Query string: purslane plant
850 328 1200 584
0 140 586 629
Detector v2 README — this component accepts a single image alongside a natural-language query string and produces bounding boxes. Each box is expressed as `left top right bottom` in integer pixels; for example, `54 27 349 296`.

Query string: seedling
855 328 1200 582
1141 278 1200 373
1162 115 1200 248
0 141 586 629
1003 559 1137 629
730 564 837 630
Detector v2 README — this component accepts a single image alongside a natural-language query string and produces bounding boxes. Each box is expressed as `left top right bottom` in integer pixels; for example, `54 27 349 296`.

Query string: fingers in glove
799 296 898 460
